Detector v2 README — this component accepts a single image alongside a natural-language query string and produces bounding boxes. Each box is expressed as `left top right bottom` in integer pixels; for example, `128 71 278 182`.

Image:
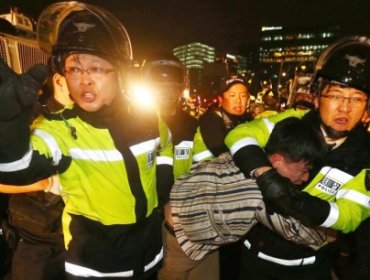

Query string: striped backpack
170 152 326 260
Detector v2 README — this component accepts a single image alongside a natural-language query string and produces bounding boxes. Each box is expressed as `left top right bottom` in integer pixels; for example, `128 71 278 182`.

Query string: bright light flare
129 83 156 109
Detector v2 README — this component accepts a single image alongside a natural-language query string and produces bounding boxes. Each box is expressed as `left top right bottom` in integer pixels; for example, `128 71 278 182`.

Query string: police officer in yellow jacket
225 36 370 279
0 2 174 279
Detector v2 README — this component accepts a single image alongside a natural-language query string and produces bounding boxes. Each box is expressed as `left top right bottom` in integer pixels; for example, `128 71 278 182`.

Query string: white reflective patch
262 118 275 133
33 129 62 165
130 139 157 156
243 239 252 249
336 189 370 209
244 239 315 266
229 137 259 155
176 141 194 148
157 156 173 166
315 167 353 195
193 150 213 162
69 148 123 161
0 144 33 172
321 202 339 228
65 247 163 278
145 247 163 271
65 262 133 278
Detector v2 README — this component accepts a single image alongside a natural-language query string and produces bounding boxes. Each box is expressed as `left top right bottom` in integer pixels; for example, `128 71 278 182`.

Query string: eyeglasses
64 66 115 79
320 94 368 106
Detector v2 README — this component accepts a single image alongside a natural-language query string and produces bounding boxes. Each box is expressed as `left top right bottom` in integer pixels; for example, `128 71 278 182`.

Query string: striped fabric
170 152 328 260
255 206 327 250
171 152 262 260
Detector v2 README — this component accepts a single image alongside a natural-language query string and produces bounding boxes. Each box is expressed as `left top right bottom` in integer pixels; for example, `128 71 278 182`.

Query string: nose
301 172 309 183
80 71 93 85
236 95 242 104
337 98 351 112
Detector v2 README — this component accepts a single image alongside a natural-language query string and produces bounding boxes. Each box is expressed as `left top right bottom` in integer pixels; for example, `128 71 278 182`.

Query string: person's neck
320 126 347 149
76 95 127 128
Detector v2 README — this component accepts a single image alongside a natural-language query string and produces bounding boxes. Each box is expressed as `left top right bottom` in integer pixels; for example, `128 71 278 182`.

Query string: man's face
271 155 310 185
316 84 368 134
219 83 249 116
155 83 182 116
64 54 120 112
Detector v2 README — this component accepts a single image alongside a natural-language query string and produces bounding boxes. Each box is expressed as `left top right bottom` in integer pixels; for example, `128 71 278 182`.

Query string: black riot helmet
142 52 187 116
312 36 370 96
37 2 132 76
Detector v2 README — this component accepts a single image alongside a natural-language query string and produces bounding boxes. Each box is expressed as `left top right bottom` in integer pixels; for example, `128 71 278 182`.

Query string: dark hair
264 117 325 166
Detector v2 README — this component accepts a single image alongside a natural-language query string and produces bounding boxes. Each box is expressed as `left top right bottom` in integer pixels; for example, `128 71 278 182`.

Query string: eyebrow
326 86 367 96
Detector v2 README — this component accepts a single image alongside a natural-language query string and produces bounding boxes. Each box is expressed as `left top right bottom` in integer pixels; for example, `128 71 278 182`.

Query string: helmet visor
150 65 185 84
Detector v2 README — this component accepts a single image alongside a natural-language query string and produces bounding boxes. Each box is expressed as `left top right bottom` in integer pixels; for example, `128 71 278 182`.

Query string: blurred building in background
173 42 215 95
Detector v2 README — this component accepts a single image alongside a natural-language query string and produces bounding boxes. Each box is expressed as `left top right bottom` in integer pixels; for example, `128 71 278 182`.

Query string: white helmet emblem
345 54 366 68
73 22 96 32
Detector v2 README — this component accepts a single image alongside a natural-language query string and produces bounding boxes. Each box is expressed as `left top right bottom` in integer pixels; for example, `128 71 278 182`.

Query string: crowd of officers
0 2 370 280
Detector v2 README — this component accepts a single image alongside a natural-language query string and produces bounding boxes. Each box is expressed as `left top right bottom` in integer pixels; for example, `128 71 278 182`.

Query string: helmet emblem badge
73 22 96 32
345 55 366 68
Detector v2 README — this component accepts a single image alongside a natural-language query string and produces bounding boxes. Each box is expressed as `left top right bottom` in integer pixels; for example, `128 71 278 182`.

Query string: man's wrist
251 166 272 179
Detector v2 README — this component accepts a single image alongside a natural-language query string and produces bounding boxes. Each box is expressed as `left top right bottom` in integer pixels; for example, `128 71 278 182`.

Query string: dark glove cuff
233 145 271 178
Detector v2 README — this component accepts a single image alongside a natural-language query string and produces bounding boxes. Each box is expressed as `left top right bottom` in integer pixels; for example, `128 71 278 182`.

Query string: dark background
1 0 370 59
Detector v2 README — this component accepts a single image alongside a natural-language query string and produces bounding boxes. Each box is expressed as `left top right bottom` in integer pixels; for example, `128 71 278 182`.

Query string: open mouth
81 92 96 102
334 117 349 125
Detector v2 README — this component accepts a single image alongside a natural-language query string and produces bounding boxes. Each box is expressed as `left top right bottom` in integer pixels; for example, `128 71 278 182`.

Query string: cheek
65 80 79 98
99 78 120 102
222 100 232 109
351 108 366 121
319 104 335 122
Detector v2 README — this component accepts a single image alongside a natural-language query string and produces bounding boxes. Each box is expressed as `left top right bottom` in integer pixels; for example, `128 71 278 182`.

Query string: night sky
1 0 370 59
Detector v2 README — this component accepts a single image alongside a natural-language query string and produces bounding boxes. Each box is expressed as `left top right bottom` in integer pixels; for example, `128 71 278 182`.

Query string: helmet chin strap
320 122 349 149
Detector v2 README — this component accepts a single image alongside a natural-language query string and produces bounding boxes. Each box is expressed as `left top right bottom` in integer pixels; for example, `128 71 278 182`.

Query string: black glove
0 59 48 161
256 168 330 226
0 59 48 120
256 168 300 216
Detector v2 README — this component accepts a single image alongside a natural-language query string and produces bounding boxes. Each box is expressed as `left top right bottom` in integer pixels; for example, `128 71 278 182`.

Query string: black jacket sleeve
199 111 229 157
0 60 48 162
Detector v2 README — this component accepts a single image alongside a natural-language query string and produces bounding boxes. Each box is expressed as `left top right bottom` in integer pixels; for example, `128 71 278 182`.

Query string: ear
314 95 319 109
218 95 223 105
269 153 284 169
53 73 67 89
53 73 61 87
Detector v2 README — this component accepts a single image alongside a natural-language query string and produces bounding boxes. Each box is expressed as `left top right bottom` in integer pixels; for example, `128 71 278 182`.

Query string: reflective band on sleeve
320 202 339 228
193 150 213 162
229 137 259 155
244 239 316 266
157 156 173 166
0 144 33 171
262 118 275 133
175 141 194 148
130 139 156 156
65 247 163 278
34 129 62 166
336 189 370 209
69 148 123 161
